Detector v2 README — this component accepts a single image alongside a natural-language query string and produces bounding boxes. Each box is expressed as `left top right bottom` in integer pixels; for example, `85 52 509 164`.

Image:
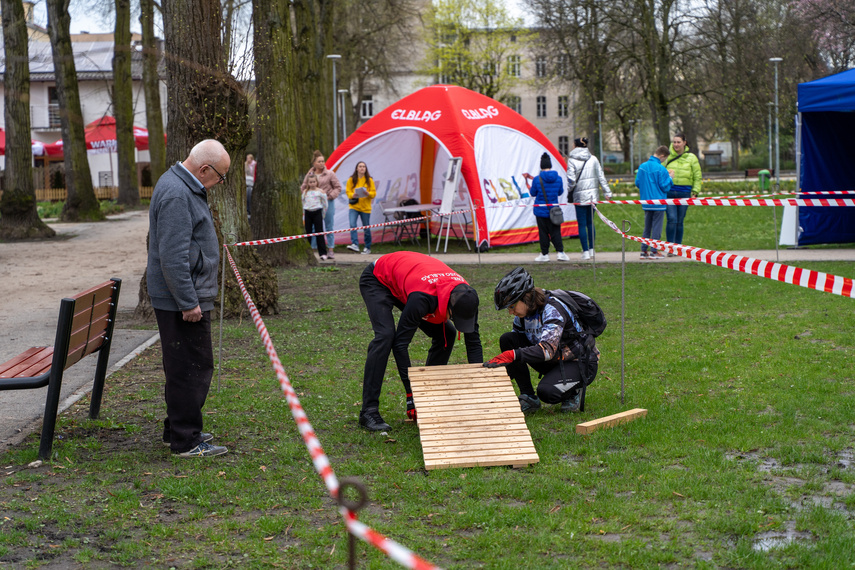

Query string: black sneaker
359 409 391 431
163 432 214 447
560 392 581 413
174 442 228 458
518 394 541 414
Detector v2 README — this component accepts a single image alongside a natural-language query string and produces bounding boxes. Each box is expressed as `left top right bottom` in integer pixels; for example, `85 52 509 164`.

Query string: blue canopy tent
796 68 855 245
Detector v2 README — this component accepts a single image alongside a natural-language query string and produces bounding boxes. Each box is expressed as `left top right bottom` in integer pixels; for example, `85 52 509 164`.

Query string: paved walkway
1 210 853 452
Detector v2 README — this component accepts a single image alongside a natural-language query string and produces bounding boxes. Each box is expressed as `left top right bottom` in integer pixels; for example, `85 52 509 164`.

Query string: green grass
36 199 134 219
1 258 854 567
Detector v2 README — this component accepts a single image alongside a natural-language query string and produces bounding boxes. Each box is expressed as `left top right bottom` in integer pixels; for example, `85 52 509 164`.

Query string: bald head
183 139 231 190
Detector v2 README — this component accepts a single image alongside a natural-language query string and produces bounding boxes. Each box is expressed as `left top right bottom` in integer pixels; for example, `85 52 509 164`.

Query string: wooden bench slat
68 313 109 352
0 347 54 378
0 347 50 375
71 281 115 302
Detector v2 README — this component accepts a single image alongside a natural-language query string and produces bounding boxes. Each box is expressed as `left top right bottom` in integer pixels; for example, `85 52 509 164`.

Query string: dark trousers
536 216 564 255
359 264 454 412
499 331 595 404
641 210 665 253
304 209 327 257
155 308 214 452
574 204 595 251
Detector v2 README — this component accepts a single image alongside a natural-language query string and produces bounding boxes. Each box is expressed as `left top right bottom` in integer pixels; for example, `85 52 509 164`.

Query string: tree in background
423 0 527 101
140 0 166 186
0 0 56 239
528 0 617 161
793 0 855 73
333 0 424 129
142 0 278 317
250 0 315 266
47 0 104 222
113 0 139 206
292 0 336 159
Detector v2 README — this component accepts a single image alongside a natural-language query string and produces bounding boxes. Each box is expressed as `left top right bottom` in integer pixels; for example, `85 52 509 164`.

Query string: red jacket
373 251 469 325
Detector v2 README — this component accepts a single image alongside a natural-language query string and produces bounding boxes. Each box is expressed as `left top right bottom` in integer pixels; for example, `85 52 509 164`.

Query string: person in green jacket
665 132 702 247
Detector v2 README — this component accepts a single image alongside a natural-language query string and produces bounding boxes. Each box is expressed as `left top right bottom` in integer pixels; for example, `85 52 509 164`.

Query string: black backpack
544 289 607 346
545 289 606 394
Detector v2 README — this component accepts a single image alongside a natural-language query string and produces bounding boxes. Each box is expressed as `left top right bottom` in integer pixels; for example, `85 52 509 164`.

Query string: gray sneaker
518 394 541 414
560 392 581 413
175 441 228 458
347 244 361 253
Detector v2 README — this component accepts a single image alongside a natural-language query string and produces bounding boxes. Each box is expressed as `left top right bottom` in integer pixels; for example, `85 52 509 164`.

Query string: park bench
745 168 774 178
0 278 122 459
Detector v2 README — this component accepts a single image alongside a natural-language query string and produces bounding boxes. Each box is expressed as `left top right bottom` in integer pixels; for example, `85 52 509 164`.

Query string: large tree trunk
46 0 104 222
293 0 336 157
140 0 166 186
146 0 277 317
113 0 139 206
251 0 316 266
0 0 56 239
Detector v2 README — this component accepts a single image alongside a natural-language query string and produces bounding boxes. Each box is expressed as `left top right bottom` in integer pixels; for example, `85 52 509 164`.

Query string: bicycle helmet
494 267 534 310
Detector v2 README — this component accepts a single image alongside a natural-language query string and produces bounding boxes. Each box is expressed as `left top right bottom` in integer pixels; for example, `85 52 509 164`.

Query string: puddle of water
752 521 813 552
591 533 621 542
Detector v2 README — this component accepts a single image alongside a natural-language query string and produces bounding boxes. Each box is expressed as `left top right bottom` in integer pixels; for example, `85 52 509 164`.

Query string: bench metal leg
89 278 121 419
38 299 75 460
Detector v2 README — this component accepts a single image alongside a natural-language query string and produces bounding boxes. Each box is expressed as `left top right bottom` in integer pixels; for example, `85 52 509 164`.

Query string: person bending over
358 251 483 431
485 267 600 414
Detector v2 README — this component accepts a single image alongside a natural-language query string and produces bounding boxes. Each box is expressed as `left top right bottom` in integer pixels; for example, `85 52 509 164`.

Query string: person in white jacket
565 137 612 260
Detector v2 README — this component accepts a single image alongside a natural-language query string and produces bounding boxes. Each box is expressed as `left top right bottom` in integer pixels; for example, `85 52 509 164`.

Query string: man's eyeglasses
205 164 227 184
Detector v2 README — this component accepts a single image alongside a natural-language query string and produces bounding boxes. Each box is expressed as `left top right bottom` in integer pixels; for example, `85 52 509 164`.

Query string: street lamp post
628 119 638 174
326 54 342 149
338 89 349 141
770 57 782 190
595 101 604 165
767 102 773 171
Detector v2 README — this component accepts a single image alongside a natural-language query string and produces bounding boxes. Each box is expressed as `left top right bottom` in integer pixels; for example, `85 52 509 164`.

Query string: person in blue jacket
530 152 569 262
635 145 673 259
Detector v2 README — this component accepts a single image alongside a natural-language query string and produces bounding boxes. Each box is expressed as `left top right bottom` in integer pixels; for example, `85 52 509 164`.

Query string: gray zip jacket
566 147 612 204
147 162 220 312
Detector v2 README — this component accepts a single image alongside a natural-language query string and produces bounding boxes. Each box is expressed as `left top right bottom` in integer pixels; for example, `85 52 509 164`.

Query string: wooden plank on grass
409 363 539 470
575 408 648 435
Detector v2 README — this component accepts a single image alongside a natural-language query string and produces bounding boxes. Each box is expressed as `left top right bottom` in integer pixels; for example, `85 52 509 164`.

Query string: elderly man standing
147 139 230 457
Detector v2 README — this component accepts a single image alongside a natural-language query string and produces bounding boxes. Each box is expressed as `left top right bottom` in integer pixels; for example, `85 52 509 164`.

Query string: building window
48 86 61 128
508 55 521 78
535 56 547 78
557 95 569 118
536 96 547 118
556 54 569 77
505 95 522 114
558 136 569 157
361 95 374 119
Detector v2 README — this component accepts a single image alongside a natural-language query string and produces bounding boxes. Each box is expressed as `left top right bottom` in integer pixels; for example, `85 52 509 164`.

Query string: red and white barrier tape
592 207 854 298
231 207 472 248
222 245 441 570
601 197 855 207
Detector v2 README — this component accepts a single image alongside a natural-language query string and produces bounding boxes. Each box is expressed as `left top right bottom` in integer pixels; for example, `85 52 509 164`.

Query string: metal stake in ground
621 219 629 406
336 477 368 569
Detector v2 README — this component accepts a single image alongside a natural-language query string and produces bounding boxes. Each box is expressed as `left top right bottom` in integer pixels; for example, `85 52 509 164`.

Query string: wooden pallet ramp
409 363 539 470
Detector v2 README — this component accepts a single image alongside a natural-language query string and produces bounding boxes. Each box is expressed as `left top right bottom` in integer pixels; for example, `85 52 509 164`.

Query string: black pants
359 264 454 412
155 309 214 452
304 209 327 257
499 331 594 404
536 216 564 255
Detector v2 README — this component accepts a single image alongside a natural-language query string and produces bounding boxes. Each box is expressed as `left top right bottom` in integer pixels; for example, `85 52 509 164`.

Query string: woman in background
665 132 703 248
301 151 342 258
345 161 377 254
566 137 612 260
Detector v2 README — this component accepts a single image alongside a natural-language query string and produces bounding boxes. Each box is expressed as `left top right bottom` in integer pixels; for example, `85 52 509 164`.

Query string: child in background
302 172 329 260
635 145 672 259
